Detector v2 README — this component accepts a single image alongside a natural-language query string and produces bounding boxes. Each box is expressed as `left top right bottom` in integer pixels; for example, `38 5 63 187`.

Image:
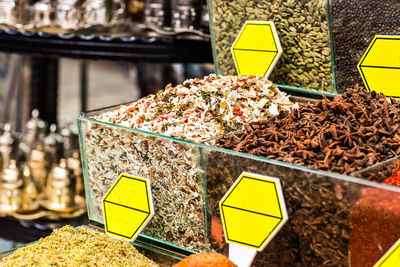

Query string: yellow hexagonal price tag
219 172 288 266
374 239 400 267
102 174 154 241
231 21 282 77
358 36 400 99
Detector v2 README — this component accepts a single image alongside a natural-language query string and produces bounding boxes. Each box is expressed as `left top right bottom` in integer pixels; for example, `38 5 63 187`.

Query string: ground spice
350 159 400 267
382 168 400 187
350 188 400 267
0 226 158 266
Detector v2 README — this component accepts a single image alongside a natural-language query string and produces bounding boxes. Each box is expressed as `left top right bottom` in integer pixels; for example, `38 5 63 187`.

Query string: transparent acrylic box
349 156 400 267
207 0 400 94
330 0 400 92
207 0 337 94
78 105 400 265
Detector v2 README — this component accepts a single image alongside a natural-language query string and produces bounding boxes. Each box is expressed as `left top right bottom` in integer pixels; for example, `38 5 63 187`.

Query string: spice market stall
75 75 400 266
0 0 399 266
0 78 399 266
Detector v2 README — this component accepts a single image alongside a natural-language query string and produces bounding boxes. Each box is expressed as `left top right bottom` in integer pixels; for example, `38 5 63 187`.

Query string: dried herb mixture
97 74 295 142
0 226 157 266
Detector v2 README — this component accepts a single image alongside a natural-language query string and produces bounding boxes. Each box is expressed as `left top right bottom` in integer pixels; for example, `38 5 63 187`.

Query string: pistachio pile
209 0 334 92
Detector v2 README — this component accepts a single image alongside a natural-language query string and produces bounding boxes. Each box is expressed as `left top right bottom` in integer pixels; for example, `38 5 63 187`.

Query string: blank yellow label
219 172 288 251
231 21 282 78
358 36 400 98
374 239 400 267
103 174 154 241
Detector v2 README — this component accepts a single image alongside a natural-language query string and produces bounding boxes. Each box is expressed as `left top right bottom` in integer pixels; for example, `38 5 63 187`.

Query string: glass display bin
207 0 400 94
330 0 400 92
77 105 400 266
207 0 336 94
349 156 400 267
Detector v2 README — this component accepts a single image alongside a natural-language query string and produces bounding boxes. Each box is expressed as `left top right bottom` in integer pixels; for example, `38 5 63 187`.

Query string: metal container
145 0 166 28
110 0 126 25
55 0 81 30
81 0 108 27
0 0 16 25
32 0 55 28
0 160 23 212
67 150 84 196
28 143 48 193
44 159 76 212
171 0 200 30
0 123 18 169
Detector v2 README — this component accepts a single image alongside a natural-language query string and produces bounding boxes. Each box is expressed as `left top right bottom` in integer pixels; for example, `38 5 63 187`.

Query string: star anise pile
217 85 400 176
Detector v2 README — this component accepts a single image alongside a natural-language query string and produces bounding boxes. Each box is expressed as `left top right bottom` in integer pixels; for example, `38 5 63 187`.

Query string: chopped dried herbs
96 74 295 142
0 226 157 266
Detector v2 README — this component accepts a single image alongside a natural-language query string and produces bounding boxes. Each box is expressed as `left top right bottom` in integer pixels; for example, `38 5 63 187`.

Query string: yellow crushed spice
0 226 158 267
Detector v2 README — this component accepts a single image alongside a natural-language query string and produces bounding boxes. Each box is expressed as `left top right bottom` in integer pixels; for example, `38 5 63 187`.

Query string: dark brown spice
217 85 400 176
331 0 400 91
209 86 400 266
206 151 351 266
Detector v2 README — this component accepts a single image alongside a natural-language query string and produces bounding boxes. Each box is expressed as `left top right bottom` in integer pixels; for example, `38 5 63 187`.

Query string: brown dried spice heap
206 149 352 266
209 86 400 266
0 226 158 266
218 85 400 176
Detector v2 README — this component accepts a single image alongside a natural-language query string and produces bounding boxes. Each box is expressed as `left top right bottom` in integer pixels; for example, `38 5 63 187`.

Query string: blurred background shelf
0 30 212 63
0 29 213 125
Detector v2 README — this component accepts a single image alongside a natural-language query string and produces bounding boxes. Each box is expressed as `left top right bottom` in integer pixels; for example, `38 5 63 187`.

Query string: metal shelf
0 29 213 63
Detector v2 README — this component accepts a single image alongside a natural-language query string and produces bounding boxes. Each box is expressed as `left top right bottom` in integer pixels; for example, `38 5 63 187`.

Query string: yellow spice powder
0 225 158 267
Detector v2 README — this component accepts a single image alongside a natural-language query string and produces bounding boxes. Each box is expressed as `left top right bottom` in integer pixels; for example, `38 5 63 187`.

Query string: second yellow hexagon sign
231 21 282 77
358 36 400 98
219 172 288 251
103 174 154 241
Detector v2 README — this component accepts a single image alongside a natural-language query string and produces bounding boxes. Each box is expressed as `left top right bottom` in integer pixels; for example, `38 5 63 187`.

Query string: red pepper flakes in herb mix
96 74 296 142
0 226 158 266
382 168 400 187
84 75 296 251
